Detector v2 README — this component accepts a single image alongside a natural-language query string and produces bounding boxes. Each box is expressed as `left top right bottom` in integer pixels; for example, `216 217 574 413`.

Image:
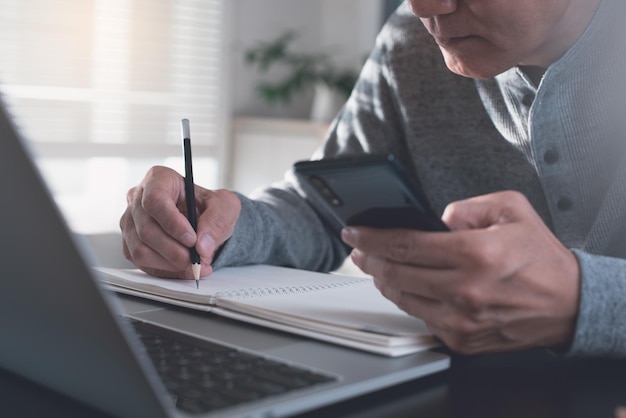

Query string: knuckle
385 233 415 261
502 190 528 207
128 242 151 265
217 190 242 220
209 192 241 232
453 284 486 312
198 189 241 238
462 236 502 270
217 189 242 209
441 314 477 337
379 258 399 282
134 219 156 243
141 189 163 214
146 165 169 179
126 186 140 205
432 316 490 355
495 190 529 222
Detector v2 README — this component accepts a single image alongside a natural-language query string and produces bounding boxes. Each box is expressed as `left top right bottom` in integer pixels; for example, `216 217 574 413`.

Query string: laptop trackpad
126 303 309 353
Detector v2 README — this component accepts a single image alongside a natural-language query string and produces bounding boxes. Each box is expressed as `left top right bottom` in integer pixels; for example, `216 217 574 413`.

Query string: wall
228 0 385 120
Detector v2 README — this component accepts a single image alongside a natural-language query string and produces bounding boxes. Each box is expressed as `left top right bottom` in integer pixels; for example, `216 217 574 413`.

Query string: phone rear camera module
309 176 343 207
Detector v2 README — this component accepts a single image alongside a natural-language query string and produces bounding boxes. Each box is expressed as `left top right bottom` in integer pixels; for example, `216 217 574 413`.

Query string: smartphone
293 154 448 231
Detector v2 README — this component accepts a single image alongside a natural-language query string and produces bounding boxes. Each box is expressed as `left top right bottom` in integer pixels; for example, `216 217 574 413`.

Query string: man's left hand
341 190 580 354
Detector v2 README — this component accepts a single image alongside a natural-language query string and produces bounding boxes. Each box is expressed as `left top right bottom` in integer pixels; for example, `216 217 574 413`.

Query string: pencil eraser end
181 119 190 139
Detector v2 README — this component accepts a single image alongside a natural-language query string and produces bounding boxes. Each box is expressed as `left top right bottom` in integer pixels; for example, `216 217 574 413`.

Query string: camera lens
309 176 342 207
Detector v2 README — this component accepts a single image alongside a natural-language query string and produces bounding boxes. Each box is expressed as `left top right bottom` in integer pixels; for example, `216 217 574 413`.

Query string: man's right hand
120 166 241 279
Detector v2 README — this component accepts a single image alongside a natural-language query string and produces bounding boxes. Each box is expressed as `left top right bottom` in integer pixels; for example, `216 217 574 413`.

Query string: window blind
0 0 229 233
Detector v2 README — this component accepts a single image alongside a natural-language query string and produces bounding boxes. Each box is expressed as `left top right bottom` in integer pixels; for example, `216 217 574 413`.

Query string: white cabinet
229 117 329 195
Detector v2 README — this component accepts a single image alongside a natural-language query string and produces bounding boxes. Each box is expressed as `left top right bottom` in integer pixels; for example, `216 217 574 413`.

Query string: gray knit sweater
214 0 626 357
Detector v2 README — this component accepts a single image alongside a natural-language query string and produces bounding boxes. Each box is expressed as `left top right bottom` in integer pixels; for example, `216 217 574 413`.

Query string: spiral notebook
97 265 438 357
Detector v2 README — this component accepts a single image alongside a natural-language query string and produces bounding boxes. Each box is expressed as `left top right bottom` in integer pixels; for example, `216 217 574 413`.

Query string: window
0 0 230 233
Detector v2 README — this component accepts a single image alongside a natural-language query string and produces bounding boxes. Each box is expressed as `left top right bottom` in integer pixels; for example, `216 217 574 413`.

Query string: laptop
0 98 449 418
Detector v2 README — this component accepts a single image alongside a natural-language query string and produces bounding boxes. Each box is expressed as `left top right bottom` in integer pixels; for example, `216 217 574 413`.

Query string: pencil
181 118 201 288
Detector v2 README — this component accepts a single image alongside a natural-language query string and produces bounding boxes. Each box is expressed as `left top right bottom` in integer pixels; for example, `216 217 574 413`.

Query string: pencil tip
192 263 201 287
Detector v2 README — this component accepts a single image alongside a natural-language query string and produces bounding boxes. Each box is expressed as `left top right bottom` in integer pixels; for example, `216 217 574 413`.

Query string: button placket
528 89 581 245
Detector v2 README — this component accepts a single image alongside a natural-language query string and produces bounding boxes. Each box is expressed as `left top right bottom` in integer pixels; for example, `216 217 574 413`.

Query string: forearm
567 249 626 357
212 184 350 272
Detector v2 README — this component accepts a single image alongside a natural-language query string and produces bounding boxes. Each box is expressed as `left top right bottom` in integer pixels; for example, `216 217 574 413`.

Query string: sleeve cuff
566 249 626 357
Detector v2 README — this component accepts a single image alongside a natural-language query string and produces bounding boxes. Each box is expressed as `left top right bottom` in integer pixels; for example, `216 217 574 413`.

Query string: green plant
244 31 358 104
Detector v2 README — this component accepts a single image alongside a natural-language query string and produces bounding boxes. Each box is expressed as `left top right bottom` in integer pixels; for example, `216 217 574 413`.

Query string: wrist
547 249 581 351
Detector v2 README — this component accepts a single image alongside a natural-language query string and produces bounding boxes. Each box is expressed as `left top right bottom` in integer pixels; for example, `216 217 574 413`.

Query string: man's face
407 0 600 79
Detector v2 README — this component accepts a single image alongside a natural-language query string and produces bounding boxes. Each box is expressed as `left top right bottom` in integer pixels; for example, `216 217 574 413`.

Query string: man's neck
522 0 602 68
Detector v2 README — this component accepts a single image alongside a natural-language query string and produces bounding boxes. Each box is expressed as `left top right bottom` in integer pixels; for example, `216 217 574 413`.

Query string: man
120 0 626 356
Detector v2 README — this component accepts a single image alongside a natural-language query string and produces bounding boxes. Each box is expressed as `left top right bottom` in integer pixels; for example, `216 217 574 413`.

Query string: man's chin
441 53 512 80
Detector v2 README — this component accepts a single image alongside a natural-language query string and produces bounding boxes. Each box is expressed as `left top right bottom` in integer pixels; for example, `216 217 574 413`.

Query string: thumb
442 190 532 231
195 188 241 261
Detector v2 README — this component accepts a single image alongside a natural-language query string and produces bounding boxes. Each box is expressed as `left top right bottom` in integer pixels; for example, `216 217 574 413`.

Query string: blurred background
0 0 403 233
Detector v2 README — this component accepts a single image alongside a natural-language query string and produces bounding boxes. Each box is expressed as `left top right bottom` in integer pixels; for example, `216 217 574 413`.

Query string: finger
142 263 214 280
140 168 198 247
121 167 216 279
391 293 500 355
342 226 475 268
195 189 241 258
373 277 443 322
121 205 191 275
352 246 506 316
352 249 458 300
130 185 193 271
442 190 533 230
428 319 532 355
427 324 498 354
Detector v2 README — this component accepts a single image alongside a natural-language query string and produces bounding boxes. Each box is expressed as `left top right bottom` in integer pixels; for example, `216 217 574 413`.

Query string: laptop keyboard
128 319 337 415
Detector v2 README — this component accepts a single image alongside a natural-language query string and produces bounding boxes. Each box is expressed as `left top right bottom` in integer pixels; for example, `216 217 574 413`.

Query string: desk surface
5 233 624 418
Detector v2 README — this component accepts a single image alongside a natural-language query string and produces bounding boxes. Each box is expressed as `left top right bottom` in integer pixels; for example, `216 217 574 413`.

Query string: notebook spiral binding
215 277 370 300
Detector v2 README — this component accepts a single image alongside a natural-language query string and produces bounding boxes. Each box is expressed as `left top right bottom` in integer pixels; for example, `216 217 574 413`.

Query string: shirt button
557 197 573 211
543 150 559 164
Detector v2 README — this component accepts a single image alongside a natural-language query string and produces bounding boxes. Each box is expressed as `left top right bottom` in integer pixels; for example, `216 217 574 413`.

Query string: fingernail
341 227 357 244
198 233 216 255
180 231 196 247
